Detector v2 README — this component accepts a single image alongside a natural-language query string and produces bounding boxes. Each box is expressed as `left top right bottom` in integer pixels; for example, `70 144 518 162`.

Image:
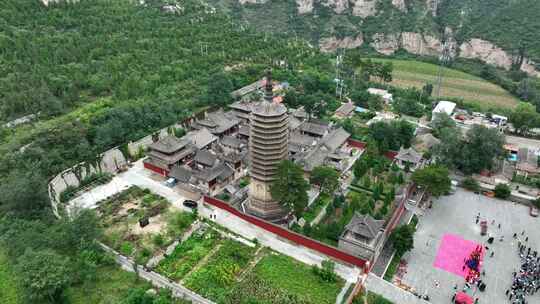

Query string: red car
531 206 539 217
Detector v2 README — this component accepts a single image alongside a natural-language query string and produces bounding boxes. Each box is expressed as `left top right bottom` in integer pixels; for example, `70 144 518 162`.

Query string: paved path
335 282 352 304
100 243 215 304
400 189 540 304
68 159 192 213
365 273 430 304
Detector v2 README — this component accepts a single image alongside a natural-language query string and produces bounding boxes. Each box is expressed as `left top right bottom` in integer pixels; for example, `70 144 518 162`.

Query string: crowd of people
505 235 540 304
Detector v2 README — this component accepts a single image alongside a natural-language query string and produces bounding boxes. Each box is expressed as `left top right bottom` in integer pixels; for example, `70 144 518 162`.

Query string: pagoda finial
264 68 273 103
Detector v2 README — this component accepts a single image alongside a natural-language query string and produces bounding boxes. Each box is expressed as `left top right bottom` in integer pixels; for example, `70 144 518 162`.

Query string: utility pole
335 48 344 101
435 42 451 101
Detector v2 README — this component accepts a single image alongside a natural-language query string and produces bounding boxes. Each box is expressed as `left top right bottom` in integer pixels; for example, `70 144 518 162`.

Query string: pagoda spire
264 68 273 103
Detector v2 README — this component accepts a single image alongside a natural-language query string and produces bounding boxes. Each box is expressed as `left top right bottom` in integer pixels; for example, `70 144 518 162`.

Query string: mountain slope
209 0 540 75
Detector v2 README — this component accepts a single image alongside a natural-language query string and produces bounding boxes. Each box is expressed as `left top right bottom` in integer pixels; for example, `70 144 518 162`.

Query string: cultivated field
371 59 520 110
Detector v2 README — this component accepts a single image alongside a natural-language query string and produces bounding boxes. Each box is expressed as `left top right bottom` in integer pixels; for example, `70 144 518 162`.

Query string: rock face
296 0 314 14
401 32 442 56
521 58 540 77
370 33 400 55
459 38 514 70
323 0 349 14
352 0 378 18
392 0 407 12
319 35 364 52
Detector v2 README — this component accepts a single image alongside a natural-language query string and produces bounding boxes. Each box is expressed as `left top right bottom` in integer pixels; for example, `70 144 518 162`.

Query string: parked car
530 206 539 217
183 200 198 209
165 177 177 187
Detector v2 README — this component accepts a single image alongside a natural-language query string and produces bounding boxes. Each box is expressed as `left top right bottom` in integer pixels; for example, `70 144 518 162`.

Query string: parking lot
68 160 193 213
400 189 540 304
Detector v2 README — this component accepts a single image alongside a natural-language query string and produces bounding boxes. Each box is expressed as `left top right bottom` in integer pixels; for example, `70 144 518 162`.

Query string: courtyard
398 188 540 304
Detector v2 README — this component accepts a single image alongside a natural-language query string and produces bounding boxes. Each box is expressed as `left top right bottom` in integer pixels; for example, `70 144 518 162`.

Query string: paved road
100 243 215 304
365 273 430 304
68 159 192 213
400 189 540 304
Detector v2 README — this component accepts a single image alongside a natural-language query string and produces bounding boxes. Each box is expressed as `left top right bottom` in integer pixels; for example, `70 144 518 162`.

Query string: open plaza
399 189 540 304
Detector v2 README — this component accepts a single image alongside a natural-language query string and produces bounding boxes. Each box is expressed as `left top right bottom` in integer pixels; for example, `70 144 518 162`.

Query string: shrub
462 177 480 191
120 242 134 256
153 234 165 247
312 260 337 283
494 183 511 199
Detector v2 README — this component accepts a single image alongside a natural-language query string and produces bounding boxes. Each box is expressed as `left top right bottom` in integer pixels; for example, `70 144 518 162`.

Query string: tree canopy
270 160 310 217
310 166 339 195
510 102 540 135
368 120 415 152
411 165 451 197
389 224 415 256
434 125 506 174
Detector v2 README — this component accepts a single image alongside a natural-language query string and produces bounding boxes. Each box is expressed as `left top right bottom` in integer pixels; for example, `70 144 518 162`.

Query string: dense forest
0 0 337 302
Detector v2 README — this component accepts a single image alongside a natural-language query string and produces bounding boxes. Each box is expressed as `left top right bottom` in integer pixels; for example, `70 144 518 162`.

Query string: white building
432 101 456 120
367 88 393 104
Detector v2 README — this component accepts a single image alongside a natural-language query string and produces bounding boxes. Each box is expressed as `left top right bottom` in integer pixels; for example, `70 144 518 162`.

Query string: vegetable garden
156 225 345 304
98 186 196 265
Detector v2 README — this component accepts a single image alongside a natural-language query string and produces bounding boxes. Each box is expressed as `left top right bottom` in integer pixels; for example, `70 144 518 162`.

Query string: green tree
411 165 451 197
422 83 434 96
459 125 506 174
389 224 415 256
510 102 539 135
431 112 456 137
310 166 339 195
16 249 71 303
271 160 309 217
204 71 233 106
494 183 511 199
462 177 480 192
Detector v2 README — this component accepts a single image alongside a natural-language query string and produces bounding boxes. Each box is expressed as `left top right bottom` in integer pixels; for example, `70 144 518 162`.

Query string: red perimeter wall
347 139 398 160
143 161 168 177
203 196 368 272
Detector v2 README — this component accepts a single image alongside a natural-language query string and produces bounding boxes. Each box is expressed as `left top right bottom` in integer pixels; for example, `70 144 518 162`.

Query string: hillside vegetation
372 58 519 109
212 0 540 64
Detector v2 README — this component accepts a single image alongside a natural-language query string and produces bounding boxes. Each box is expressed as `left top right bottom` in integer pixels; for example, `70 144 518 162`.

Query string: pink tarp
455 292 473 304
434 233 484 278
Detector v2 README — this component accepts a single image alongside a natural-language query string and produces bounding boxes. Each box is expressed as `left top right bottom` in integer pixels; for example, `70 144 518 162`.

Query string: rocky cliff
220 0 540 76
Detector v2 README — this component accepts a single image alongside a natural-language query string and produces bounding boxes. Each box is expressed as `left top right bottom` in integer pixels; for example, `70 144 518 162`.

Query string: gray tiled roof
396 147 423 164
169 166 193 183
335 102 355 116
186 128 217 149
300 121 329 137
344 213 385 239
238 124 250 136
149 135 189 154
221 135 245 149
195 162 233 182
194 149 217 167
322 127 350 151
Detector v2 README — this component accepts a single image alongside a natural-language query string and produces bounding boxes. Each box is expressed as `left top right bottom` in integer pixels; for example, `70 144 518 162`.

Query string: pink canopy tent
455 292 473 304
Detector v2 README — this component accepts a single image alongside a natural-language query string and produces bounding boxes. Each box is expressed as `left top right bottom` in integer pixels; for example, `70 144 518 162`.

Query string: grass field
371 58 520 110
65 265 151 304
0 252 21 304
